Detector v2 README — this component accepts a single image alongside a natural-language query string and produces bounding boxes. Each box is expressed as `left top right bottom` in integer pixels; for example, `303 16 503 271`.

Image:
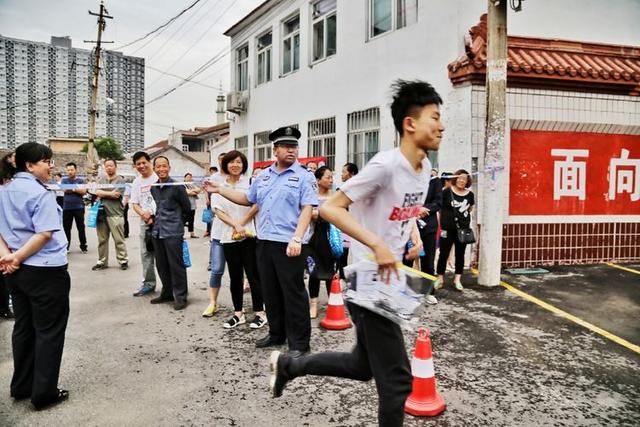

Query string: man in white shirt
269 80 445 427
130 152 158 297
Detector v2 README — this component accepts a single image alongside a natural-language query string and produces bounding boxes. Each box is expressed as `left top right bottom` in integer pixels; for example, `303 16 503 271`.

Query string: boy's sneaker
425 294 438 305
269 351 292 398
223 314 246 329
249 314 267 329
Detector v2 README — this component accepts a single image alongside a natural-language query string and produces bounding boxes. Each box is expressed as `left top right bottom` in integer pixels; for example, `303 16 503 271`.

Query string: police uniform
247 127 318 352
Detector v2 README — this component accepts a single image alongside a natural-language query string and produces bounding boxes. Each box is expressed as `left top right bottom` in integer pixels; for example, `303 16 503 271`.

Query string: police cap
269 126 301 146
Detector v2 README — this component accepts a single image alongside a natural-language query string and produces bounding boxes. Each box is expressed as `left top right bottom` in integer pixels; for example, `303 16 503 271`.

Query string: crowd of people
0 79 479 425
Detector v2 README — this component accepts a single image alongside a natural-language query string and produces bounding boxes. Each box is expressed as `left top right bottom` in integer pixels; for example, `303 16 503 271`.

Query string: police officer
204 126 317 356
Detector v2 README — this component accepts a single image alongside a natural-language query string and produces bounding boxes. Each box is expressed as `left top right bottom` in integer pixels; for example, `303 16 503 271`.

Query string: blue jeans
209 239 225 288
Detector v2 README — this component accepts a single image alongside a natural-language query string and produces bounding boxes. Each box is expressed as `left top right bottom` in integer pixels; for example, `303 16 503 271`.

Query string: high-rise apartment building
0 35 144 152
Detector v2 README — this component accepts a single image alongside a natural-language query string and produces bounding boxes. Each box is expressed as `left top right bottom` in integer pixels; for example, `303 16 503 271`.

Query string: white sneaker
223 314 246 329
425 295 438 305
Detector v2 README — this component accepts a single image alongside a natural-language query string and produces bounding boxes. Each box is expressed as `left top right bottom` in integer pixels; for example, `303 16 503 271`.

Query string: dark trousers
223 238 263 312
419 229 437 276
338 247 349 279
6 265 70 406
0 273 10 312
256 240 310 352
308 278 331 299
436 229 467 275
123 204 129 238
153 237 188 303
56 196 64 209
185 209 196 233
62 208 87 250
289 303 412 427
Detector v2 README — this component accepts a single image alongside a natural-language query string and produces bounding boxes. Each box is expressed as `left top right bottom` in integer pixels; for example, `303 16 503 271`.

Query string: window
308 117 335 170
235 44 249 91
369 0 417 38
282 14 300 75
254 130 271 162
235 136 248 157
347 107 380 169
311 0 337 62
256 31 272 85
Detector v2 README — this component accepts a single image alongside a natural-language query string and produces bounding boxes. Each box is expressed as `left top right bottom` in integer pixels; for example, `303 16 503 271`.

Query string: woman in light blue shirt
0 142 70 410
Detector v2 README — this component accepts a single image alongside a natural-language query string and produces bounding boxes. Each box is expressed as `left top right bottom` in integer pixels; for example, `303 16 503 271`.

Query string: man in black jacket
415 169 442 304
149 156 191 310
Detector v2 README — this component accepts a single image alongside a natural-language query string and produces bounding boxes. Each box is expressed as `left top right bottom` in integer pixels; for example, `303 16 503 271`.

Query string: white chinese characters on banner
551 149 589 200
608 149 640 202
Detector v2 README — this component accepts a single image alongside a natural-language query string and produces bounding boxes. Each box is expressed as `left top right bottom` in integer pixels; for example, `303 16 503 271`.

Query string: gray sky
0 0 260 145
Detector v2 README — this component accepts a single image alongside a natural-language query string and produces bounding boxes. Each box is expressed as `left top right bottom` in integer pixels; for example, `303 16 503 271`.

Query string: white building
223 0 640 267
0 35 144 152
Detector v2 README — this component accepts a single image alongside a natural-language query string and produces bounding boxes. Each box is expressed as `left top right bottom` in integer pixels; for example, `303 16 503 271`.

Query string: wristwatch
291 236 302 244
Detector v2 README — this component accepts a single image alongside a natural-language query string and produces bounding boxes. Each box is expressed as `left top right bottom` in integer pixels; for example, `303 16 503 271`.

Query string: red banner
510 131 640 215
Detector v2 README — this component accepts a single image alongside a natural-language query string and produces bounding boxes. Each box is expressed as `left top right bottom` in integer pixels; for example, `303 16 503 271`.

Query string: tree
82 136 125 160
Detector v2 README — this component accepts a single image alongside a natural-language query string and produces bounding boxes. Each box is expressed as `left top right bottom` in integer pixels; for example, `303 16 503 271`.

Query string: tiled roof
194 122 230 136
448 14 640 96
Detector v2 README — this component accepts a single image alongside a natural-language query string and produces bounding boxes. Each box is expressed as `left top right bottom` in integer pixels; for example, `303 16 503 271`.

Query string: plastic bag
201 207 213 224
87 201 101 228
182 240 192 268
328 224 343 258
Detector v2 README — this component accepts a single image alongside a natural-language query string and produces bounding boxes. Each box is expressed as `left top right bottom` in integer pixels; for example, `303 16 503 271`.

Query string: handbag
457 228 476 244
182 240 192 268
328 224 343 258
87 200 102 228
201 207 213 224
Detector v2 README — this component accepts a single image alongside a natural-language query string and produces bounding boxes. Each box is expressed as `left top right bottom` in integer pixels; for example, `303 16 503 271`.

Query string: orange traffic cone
319 275 352 330
405 327 446 417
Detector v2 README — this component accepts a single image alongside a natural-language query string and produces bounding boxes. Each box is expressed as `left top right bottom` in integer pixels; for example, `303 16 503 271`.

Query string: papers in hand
343 260 434 326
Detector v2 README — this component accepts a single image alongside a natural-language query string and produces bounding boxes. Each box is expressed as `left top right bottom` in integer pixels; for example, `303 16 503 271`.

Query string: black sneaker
120 263 129 271
150 296 174 304
269 351 292 398
174 301 187 311
80 247 88 254
91 263 107 271
256 334 285 348
223 314 246 329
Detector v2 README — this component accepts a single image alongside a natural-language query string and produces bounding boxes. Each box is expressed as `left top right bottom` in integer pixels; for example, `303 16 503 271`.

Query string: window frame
253 130 272 163
235 43 249 91
311 0 337 64
255 30 273 86
368 0 418 40
234 136 248 158
281 13 301 76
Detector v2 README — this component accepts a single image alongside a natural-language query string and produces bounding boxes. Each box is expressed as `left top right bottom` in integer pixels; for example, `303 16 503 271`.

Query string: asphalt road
1 216 639 426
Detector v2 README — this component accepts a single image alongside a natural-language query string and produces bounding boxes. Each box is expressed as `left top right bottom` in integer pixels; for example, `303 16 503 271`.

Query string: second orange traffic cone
319 275 352 330
405 327 446 417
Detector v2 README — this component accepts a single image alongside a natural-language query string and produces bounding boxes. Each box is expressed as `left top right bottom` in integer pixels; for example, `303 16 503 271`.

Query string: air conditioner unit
226 91 247 114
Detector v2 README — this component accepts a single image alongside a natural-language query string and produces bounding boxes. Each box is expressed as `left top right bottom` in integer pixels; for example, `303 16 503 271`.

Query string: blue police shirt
247 161 318 243
61 176 86 210
0 172 68 267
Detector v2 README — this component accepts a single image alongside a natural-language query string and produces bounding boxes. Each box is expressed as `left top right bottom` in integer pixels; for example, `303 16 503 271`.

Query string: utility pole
478 0 508 287
84 1 113 176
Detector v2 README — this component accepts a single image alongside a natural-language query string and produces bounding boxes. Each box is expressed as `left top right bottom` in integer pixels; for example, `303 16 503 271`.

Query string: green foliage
81 136 125 160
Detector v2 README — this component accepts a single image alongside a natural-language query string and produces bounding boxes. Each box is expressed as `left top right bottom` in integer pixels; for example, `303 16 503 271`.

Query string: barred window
347 107 380 169
253 130 272 162
308 117 335 170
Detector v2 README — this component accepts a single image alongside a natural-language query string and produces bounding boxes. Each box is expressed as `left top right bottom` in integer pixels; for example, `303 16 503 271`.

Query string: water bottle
407 239 426 257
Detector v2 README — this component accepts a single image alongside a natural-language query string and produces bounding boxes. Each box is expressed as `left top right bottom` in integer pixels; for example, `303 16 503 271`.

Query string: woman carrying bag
435 169 475 291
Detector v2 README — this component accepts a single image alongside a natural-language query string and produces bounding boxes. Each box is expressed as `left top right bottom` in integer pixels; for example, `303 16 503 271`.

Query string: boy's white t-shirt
211 175 256 243
340 148 431 264
130 173 158 215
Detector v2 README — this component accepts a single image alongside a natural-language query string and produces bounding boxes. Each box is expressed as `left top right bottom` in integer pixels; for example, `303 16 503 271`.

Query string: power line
114 0 203 50
147 0 238 89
